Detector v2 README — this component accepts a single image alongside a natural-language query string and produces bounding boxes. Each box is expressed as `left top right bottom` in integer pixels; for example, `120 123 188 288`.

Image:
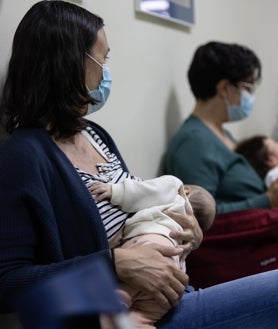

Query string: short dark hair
187 41 262 100
235 135 269 179
0 0 104 138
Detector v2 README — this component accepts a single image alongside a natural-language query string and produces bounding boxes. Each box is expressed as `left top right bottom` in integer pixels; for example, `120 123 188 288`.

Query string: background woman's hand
267 178 278 207
113 244 188 310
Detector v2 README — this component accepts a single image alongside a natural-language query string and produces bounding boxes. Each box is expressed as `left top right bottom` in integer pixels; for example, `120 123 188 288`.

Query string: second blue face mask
227 90 255 122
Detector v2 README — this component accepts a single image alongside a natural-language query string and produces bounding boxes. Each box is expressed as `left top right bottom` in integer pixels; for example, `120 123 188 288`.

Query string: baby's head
183 185 216 231
235 135 278 179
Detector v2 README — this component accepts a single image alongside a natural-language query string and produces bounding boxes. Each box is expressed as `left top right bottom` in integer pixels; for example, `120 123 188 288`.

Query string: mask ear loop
85 52 103 68
224 83 240 109
85 52 104 96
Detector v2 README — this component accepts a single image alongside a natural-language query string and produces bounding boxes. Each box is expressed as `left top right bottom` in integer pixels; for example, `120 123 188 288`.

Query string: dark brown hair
188 41 261 100
235 135 269 178
0 1 104 138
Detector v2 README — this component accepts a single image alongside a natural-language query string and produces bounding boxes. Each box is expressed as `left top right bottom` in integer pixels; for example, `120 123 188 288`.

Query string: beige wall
1 0 278 179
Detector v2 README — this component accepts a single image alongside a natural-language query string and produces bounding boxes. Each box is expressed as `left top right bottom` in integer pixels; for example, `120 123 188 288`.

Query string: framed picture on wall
135 0 195 27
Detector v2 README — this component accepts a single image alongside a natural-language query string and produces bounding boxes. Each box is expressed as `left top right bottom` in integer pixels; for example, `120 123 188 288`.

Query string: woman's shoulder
1 128 43 151
0 130 53 184
176 115 214 139
170 115 217 149
0 128 59 172
1 128 55 152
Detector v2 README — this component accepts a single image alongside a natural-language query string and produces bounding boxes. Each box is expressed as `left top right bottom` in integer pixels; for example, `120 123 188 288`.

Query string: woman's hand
164 204 203 257
267 179 278 207
113 244 188 310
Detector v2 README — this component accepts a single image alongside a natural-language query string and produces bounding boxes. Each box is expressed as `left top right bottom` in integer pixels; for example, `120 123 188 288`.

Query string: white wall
1 0 278 179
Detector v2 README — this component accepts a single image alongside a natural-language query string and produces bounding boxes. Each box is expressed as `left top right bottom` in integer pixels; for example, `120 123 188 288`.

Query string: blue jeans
156 269 278 329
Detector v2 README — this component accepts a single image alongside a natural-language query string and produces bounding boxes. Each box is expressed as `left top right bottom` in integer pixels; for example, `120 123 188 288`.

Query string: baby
235 135 278 188
89 175 216 329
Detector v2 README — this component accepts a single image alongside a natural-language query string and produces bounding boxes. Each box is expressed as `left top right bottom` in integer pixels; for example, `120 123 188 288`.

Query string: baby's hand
89 182 112 201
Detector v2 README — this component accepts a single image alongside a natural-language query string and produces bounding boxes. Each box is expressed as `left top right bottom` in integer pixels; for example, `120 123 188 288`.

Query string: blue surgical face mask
86 53 112 114
227 90 255 122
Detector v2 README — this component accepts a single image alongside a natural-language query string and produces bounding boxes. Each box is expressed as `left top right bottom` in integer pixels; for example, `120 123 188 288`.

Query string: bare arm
267 179 278 207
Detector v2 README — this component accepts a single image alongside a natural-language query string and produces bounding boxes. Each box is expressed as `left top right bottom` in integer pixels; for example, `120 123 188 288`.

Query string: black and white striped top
77 126 141 243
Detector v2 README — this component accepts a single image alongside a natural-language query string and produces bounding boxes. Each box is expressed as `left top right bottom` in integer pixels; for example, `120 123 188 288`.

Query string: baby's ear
183 185 191 196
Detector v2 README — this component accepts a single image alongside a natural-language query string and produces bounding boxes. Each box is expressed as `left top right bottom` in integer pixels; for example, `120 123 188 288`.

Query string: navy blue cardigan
0 121 129 312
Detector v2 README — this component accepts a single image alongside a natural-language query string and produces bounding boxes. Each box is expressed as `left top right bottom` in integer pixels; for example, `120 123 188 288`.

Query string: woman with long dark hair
0 2 277 328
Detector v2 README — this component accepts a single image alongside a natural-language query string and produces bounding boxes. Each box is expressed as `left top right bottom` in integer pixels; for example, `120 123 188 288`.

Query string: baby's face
265 138 278 166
